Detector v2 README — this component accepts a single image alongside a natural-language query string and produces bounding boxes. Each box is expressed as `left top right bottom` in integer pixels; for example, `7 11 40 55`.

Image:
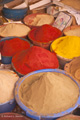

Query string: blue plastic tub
15 69 80 120
2 7 28 21
0 36 31 64
1 56 12 64
0 99 16 113
0 69 19 113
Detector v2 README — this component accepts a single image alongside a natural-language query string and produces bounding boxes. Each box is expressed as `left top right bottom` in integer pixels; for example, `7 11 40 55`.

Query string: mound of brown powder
19 72 79 115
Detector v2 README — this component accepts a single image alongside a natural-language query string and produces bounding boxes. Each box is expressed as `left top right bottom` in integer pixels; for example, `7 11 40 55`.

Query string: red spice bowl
23 13 54 29
0 36 31 64
28 24 62 49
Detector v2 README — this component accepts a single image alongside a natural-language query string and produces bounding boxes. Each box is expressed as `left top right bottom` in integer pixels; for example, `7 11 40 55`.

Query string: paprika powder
28 24 62 43
12 46 59 75
1 37 30 57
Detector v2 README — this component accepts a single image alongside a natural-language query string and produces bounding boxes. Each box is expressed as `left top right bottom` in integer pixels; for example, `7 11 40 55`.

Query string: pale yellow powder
26 14 54 26
64 28 80 37
19 72 79 115
0 23 31 37
0 70 19 103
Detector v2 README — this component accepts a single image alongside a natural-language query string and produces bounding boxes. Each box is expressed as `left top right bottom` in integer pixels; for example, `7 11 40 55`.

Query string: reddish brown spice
1 37 30 56
28 24 62 43
12 46 59 75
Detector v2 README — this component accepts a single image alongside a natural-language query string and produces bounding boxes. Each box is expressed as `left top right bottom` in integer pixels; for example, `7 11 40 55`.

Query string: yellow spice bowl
50 36 72 69
50 36 80 69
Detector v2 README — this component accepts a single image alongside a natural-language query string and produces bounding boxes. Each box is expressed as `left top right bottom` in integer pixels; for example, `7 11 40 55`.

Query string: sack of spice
28 24 62 49
0 37 31 64
12 46 59 75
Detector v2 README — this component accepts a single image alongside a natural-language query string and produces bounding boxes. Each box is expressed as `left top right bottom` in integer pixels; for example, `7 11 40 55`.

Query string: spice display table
0 0 80 120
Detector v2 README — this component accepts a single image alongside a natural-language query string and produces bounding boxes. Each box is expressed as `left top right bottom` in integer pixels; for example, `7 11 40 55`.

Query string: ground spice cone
12 46 59 75
28 24 62 43
0 37 30 56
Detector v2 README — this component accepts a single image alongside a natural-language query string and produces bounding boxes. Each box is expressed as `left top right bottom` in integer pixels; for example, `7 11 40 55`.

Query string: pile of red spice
0 37 30 56
12 46 59 75
28 24 62 43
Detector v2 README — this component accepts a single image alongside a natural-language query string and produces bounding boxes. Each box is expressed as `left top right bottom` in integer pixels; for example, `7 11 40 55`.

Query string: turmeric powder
50 36 80 59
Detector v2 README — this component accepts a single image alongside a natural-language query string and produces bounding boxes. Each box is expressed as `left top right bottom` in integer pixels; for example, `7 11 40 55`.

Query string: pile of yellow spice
50 36 80 59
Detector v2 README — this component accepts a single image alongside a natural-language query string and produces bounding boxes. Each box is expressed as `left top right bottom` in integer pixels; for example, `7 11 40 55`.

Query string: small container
2 7 28 21
0 36 31 64
15 69 80 120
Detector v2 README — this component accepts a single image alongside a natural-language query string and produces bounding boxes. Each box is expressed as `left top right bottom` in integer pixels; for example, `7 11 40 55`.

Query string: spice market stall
0 0 80 120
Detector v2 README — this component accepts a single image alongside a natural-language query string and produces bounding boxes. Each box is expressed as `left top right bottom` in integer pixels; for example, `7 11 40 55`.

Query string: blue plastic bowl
0 36 31 64
0 99 16 113
2 7 28 21
15 69 80 120
0 69 18 113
